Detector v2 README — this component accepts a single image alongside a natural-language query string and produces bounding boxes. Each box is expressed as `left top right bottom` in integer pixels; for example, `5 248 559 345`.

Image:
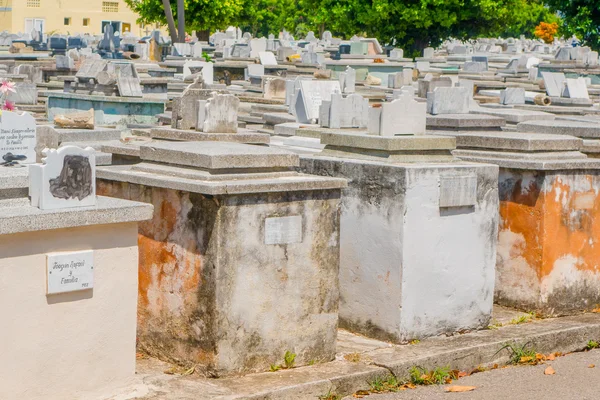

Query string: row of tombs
1 99 600 398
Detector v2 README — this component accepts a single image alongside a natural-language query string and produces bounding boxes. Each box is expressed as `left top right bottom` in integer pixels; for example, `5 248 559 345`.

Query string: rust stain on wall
498 171 600 312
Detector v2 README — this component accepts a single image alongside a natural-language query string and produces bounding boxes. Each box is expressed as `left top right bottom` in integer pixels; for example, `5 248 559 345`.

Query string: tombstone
14 64 42 84
418 76 452 98
231 43 251 58
0 111 36 166
472 56 489 70
294 80 342 123
368 94 426 136
246 64 264 79
463 61 487 73
320 93 368 129
426 87 470 115
29 146 96 210
305 31 317 42
264 77 287 100
277 46 296 62
56 55 75 70
415 61 430 71
76 59 108 80
258 51 278 66
457 79 474 99
183 60 214 84
342 66 356 93
7 82 38 105
585 51 599 66
389 48 404 59
350 42 368 55
197 93 240 133
388 69 413 89
528 67 539 81
541 72 566 97
250 38 267 58
423 47 434 58
500 88 526 105
555 47 574 61
563 78 590 99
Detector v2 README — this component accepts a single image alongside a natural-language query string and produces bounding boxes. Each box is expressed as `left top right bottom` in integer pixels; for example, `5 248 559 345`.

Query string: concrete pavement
357 348 600 400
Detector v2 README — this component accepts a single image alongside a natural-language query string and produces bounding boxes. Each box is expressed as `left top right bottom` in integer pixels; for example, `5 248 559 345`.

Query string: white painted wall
0 223 139 400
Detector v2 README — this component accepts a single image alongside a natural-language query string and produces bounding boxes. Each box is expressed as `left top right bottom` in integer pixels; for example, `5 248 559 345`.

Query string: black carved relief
49 155 93 200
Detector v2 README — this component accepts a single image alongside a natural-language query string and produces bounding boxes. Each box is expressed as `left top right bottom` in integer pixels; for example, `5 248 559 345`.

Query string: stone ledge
518 120 600 138
97 164 347 195
149 127 270 144
320 132 456 151
427 113 506 129
453 149 600 170
0 196 153 235
140 141 299 170
0 167 28 190
434 131 582 151
106 313 600 400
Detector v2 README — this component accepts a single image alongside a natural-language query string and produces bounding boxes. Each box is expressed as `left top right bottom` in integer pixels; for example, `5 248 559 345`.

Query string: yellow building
0 0 156 37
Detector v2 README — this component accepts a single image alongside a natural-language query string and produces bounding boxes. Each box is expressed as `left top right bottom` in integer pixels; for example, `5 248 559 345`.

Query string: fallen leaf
492 364 499 370
546 354 556 361
591 307 600 313
458 371 469 378
446 386 476 393
589 364 595 368
520 356 533 363
544 366 556 375
404 383 416 389
445 377 453 384
536 353 545 361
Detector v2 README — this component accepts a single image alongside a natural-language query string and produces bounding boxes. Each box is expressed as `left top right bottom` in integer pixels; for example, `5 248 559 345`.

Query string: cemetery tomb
0 145 152 400
299 128 498 343
450 131 600 314
96 141 346 376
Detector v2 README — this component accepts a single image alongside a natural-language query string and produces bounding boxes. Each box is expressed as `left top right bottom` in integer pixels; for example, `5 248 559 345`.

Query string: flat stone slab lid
140 141 300 170
0 196 153 235
449 131 582 152
321 131 456 151
149 127 271 144
0 167 28 190
518 120 600 138
427 114 506 128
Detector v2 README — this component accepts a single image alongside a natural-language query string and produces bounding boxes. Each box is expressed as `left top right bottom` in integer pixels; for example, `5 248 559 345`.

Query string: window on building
102 1 119 12
83 18 90 27
64 18 71 26
27 0 41 7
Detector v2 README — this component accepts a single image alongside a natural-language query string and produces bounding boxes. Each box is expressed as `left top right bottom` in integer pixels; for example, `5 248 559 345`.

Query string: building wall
7 0 153 36
0 223 139 400
0 0 13 32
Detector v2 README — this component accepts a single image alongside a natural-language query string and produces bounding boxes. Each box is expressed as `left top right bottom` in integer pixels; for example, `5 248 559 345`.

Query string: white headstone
259 51 278 66
320 93 368 129
368 94 426 136
293 80 341 123
541 71 566 97
183 61 214 84
426 87 470 115
0 111 36 165
564 77 590 99
250 38 267 57
29 146 96 210
201 93 239 133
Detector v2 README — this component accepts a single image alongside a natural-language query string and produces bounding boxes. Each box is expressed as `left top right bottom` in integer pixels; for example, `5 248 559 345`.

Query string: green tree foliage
125 0 561 55
124 0 242 34
545 0 599 49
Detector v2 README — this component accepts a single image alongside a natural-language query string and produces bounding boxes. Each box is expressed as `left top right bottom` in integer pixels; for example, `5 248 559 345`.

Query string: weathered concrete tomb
300 130 499 343
96 141 346 376
450 131 600 314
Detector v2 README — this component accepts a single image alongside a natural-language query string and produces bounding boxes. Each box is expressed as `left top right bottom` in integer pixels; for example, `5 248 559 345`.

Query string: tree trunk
161 0 178 43
177 0 185 42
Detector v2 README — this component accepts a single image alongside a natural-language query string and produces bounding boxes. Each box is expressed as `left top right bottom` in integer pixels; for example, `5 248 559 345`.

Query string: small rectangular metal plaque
439 175 478 208
47 250 94 295
264 216 303 245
